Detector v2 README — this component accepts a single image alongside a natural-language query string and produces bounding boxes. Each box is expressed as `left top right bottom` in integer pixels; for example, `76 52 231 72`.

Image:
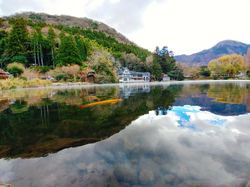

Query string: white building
118 67 150 83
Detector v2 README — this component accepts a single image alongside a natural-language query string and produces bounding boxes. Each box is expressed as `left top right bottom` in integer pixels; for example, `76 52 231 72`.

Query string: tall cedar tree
59 30 66 42
35 27 44 66
74 34 87 61
48 27 56 67
56 35 82 66
74 34 92 61
6 18 29 65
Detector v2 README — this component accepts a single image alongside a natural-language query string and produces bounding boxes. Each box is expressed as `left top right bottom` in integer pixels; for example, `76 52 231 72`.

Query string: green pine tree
58 30 66 42
56 35 82 67
152 62 162 80
74 34 92 62
5 18 29 65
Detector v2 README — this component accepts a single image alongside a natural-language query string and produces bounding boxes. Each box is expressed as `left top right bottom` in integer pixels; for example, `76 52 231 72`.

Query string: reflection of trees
0 84 183 158
172 83 250 116
178 83 249 105
207 83 243 104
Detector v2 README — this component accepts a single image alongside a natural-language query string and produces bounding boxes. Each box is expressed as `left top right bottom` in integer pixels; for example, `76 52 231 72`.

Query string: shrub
47 65 80 82
56 74 68 81
20 76 27 81
30 66 54 73
7 62 25 77
90 22 98 29
67 79 75 82
21 68 40 80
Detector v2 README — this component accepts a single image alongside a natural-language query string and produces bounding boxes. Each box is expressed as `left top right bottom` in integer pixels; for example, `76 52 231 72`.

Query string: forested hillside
0 12 184 83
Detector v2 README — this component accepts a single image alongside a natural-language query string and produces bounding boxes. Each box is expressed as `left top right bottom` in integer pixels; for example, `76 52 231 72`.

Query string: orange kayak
80 99 123 108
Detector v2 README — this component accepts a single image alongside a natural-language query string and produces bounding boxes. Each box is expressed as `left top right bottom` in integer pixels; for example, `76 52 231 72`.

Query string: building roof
0 69 8 74
119 67 150 75
118 67 130 75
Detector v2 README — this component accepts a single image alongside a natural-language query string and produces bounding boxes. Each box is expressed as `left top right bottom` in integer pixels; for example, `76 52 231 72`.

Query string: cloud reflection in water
1 105 250 186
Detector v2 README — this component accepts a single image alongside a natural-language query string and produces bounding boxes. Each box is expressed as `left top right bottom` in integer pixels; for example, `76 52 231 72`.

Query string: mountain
0 12 154 83
1 12 133 45
175 40 250 66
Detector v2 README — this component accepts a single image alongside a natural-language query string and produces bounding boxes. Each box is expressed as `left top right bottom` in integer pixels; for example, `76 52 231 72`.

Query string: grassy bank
0 78 52 90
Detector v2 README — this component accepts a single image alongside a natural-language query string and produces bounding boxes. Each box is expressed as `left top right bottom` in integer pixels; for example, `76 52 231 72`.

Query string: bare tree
176 62 190 77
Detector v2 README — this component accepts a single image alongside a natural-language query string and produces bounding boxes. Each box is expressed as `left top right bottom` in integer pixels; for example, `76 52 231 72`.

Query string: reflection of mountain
174 94 247 116
119 84 150 98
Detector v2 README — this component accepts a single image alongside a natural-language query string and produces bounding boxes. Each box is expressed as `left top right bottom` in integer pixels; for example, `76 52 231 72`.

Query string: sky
0 0 250 55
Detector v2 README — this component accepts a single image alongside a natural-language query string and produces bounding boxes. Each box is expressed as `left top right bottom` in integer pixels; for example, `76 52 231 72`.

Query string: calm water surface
0 81 250 187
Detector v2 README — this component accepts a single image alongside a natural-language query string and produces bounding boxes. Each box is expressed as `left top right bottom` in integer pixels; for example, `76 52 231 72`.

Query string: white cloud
87 0 105 11
109 0 120 4
127 0 250 54
0 0 249 55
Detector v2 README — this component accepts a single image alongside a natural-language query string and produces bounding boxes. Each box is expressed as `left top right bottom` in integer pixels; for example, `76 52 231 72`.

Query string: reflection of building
119 67 150 83
119 84 150 99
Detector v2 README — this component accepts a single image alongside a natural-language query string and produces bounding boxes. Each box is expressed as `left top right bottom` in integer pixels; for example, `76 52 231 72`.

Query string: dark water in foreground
1 81 250 187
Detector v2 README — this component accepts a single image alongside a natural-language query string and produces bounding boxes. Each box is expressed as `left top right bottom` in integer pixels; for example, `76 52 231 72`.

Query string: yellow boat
80 99 123 108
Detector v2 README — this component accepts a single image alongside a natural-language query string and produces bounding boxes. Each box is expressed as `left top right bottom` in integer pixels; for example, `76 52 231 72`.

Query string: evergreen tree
152 46 184 80
59 30 66 42
56 35 82 67
48 27 56 67
151 62 162 80
5 18 29 66
74 34 92 62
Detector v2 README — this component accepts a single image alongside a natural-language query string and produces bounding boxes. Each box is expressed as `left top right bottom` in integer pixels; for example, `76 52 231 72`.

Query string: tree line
0 17 184 81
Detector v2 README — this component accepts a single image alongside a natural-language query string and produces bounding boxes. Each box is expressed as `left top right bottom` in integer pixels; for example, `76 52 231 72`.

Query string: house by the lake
118 67 150 83
0 69 13 79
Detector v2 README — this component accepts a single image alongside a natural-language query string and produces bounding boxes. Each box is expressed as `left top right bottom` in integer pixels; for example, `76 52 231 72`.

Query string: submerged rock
124 139 139 151
87 163 94 173
139 169 154 185
165 174 175 183
153 156 164 165
114 163 138 185
76 162 87 171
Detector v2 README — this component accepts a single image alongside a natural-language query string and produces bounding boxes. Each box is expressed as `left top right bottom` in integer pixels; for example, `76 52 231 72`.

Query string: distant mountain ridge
1 12 134 46
175 40 250 66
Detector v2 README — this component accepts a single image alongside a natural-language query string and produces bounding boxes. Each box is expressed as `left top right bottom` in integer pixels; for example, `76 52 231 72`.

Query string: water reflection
0 81 250 186
1 106 250 186
119 84 151 98
0 84 183 159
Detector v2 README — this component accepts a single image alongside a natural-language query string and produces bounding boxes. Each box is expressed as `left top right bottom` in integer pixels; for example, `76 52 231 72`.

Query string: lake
0 81 250 187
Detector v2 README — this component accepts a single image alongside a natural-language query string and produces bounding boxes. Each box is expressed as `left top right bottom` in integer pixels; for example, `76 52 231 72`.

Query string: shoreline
1 79 250 92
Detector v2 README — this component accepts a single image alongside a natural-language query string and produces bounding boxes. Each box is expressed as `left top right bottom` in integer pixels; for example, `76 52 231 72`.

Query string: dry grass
21 68 41 80
0 78 52 90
